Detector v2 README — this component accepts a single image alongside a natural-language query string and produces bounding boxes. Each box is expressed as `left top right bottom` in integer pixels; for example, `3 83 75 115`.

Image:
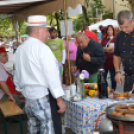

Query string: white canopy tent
0 0 85 84
89 19 119 32
0 0 84 22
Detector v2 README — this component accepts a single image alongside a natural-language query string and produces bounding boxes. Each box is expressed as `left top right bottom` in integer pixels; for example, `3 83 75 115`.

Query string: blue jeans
104 69 116 90
25 95 54 134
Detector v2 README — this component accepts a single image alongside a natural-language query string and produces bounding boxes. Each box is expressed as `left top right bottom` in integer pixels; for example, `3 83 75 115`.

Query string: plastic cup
70 85 76 96
64 89 70 98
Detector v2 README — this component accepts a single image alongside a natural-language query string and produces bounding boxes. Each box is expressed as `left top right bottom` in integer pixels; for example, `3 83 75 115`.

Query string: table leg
119 122 124 134
4 118 7 134
19 115 23 134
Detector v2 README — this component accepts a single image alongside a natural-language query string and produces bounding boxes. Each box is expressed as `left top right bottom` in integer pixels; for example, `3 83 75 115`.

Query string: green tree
0 17 27 37
46 11 65 38
73 0 110 33
18 21 27 36
0 17 15 37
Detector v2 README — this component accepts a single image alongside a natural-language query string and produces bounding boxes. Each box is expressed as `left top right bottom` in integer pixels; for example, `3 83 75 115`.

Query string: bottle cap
98 69 104 72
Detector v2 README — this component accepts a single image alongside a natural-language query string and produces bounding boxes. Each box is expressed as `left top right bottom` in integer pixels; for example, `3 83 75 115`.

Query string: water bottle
98 69 108 99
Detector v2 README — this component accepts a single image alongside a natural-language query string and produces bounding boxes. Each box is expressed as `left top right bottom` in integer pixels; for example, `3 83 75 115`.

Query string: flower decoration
79 73 85 80
74 71 80 77
81 70 89 79
79 70 90 99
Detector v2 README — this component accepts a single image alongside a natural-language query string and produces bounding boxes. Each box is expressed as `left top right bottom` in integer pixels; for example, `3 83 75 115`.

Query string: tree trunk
55 12 61 38
82 6 89 25
50 14 53 26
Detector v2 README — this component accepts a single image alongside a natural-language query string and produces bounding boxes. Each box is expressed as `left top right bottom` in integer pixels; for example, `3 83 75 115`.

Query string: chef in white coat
14 15 65 134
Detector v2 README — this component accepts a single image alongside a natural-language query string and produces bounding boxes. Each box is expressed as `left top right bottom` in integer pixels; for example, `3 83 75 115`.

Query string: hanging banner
60 19 73 36
68 4 82 17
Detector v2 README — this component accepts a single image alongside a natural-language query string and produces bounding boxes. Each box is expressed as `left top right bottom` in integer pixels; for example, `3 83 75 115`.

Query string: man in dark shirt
72 32 106 83
114 10 134 92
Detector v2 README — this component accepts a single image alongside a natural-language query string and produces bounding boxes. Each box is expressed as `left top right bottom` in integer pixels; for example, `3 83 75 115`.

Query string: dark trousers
104 69 116 90
49 92 62 134
13 49 17 54
124 75 134 92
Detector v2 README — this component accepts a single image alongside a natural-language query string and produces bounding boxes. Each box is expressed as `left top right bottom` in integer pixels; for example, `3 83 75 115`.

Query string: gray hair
26 26 44 35
76 32 87 39
117 10 133 25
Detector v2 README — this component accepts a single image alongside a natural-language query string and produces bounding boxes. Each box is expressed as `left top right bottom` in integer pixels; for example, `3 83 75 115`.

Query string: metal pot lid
106 100 134 122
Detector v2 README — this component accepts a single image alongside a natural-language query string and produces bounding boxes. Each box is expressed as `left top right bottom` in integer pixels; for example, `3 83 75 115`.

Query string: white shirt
0 62 8 99
107 36 113 39
13 37 64 99
9 41 13 46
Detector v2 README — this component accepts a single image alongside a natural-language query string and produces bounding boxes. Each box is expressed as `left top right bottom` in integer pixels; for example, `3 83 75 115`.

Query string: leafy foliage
18 21 27 36
73 0 111 33
46 11 65 38
0 17 15 37
0 17 27 37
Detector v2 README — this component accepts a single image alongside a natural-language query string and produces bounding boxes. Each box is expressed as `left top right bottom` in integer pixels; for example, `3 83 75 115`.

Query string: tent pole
63 0 72 85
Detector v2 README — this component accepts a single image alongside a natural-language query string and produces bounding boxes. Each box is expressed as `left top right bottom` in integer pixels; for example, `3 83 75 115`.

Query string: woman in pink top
63 36 77 87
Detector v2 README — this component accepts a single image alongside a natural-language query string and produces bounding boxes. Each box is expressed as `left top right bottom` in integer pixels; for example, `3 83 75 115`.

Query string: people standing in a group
101 25 116 90
114 10 134 92
62 36 77 88
46 27 66 78
14 15 66 134
82 24 98 42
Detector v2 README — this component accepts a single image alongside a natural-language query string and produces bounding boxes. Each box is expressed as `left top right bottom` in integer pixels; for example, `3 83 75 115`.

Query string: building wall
102 0 113 12
126 0 134 15
103 0 131 19
86 0 132 20
113 0 131 19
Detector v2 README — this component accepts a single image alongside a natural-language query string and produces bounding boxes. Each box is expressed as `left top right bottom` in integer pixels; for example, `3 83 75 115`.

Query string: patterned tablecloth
62 96 134 134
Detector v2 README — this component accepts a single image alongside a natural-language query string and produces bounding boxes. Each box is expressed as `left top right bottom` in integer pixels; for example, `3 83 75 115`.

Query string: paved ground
0 51 124 134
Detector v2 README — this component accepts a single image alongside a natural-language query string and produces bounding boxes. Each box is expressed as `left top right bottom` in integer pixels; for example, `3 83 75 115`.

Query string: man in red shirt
82 24 98 42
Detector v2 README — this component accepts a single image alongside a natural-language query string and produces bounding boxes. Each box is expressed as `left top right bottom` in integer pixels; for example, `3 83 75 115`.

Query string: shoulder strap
106 38 113 47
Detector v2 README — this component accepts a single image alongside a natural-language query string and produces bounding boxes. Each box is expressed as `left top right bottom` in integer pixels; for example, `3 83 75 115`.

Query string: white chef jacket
13 37 64 99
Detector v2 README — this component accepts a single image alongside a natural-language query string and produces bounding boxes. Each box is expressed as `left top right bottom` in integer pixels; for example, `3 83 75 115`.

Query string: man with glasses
0 47 24 108
114 10 134 92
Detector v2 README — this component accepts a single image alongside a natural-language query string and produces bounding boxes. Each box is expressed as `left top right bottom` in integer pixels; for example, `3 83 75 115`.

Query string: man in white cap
13 15 65 134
